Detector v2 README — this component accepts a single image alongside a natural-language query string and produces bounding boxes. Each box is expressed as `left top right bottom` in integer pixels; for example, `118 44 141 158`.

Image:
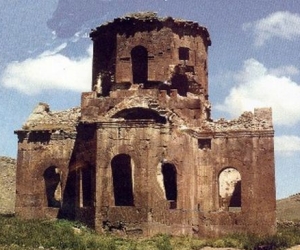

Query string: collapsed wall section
14 103 79 219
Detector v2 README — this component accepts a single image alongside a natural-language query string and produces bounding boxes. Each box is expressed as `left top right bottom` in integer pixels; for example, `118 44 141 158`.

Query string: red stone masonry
15 12 276 237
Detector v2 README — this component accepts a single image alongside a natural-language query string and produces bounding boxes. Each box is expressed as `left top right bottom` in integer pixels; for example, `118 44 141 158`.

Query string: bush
154 234 173 250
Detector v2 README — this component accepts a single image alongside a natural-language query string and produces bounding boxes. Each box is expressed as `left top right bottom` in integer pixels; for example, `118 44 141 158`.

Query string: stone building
15 13 276 237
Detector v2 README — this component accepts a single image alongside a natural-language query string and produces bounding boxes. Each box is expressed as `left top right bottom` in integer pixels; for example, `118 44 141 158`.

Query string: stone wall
90 12 210 96
14 13 276 238
0 156 16 214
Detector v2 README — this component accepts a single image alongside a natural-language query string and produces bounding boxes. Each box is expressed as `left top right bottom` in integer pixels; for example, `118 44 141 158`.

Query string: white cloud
275 135 300 156
216 58 300 126
269 65 299 77
243 11 300 46
1 44 92 95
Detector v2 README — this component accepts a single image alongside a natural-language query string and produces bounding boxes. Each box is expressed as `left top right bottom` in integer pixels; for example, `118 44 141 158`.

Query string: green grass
1 215 300 249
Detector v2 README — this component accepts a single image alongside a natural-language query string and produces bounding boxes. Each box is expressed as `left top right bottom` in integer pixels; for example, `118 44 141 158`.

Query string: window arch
131 46 148 83
43 166 61 208
112 107 166 124
111 154 134 206
219 167 241 211
162 163 177 209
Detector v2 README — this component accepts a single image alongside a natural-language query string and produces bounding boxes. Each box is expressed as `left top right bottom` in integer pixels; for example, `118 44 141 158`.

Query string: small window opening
120 57 130 62
179 47 190 61
170 71 189 96
162 163 177 209
44 166 61 208
131 46 148 83
111 154 134 206
198 139 211 149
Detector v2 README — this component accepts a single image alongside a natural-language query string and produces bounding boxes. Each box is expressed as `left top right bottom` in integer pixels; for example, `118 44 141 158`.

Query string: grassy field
0 215 300 250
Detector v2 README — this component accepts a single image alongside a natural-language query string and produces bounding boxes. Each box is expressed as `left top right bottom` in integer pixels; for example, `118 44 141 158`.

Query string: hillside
0 156 16 214
277 193 300 221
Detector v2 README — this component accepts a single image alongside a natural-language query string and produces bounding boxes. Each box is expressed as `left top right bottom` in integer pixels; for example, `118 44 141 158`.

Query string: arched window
111 154 134 206
131 46 148 84
43 166 61 208
219 167 241 211
162 163 177 209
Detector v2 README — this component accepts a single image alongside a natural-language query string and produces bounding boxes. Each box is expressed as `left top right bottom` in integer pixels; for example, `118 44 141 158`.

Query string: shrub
154 234 173 250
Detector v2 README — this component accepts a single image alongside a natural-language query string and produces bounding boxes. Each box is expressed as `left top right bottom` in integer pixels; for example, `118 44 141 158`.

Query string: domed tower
90 12 211 97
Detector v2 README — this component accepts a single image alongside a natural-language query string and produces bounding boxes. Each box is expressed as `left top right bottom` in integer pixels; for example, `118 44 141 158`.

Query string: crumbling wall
14 13 276 238
15 103 79 219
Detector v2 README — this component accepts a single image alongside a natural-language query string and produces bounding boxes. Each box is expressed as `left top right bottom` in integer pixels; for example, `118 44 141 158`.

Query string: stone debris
22 103 80 131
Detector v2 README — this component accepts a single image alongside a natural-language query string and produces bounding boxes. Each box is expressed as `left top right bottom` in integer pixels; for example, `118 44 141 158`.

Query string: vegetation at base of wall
0 216 300 250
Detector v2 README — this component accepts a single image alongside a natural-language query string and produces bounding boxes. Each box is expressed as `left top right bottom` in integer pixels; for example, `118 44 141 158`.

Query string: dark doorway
162 163 177 208
82 165 94 207
111 154 134 206
229 180 241 207
43 166 61 208
131 46 148 83
59 170 76 219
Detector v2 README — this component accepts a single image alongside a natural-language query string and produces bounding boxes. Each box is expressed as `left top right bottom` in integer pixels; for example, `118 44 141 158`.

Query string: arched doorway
162 163 177 209
43 166 61 208
131 46 148 83
219 167 241 211
111 154 134 206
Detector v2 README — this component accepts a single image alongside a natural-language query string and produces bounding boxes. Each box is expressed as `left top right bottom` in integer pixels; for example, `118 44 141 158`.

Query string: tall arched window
131 46 148 83
219 167 241 211
43 166 61 208
162 163 177 209
111 154 134 206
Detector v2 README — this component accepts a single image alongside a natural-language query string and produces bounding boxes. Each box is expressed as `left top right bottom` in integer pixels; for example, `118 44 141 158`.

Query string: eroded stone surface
0 157 16 214
14 12 276 238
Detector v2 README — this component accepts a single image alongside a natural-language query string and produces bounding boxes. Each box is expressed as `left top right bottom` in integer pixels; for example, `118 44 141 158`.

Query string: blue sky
1 0 300 199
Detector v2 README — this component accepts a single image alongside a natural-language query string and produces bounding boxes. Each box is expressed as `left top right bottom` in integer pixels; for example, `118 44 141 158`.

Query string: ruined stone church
15 13 276 237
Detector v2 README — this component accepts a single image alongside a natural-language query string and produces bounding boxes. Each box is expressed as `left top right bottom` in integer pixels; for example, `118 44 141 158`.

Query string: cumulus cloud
243 11 300 46
216 58 300 126
1 44 92 95
275 135 300 156
269 65 300 78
